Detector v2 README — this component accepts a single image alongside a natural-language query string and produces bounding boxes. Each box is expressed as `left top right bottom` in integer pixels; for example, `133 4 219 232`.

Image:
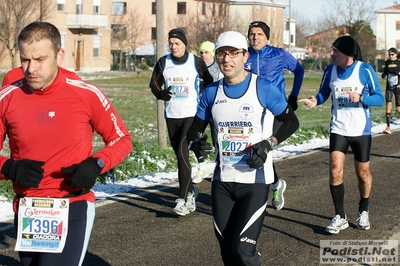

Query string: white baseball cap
215 31 248 51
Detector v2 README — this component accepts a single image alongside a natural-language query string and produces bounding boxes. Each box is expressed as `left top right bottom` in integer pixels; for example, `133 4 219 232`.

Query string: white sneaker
383 126 391 134
192 163 210 184
186 186 199 212
326 214 349 234
192 166 203 184
171 198 189 216
357 211 370 230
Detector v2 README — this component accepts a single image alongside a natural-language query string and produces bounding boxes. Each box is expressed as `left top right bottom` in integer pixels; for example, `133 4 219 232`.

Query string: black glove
246 140 272 169
189 134 212 163
1 159 45 188
157 87 172 101
61 157 101 189
287 95 298 111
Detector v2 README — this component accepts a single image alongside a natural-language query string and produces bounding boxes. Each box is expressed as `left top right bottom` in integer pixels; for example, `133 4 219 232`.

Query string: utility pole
156 0 167 149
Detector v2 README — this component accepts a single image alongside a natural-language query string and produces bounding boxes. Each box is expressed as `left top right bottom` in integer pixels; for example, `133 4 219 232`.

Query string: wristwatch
96 158 105 169
267 137 277 150
360 95 364 102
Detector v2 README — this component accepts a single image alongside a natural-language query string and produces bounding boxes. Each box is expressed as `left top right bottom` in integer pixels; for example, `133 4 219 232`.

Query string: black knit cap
248 21 270 40
168 28 188 46
388 47 398 54
332 35 363 61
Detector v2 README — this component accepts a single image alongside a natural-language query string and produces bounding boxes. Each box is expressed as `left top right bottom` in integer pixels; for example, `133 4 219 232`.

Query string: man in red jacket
0 21 132 266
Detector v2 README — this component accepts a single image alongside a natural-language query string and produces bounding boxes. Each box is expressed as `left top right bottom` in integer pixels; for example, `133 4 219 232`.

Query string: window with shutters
93 36 101 58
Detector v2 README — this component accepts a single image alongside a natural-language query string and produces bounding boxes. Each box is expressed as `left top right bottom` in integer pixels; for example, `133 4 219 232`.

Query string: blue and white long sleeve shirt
315 60 384 136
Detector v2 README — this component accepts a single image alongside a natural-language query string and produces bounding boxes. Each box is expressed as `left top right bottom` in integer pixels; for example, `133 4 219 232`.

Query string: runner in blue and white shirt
299 36 384 235
187 31 299 266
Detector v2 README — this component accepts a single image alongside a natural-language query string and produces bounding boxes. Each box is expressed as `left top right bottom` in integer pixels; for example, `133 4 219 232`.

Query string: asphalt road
1 130 400 266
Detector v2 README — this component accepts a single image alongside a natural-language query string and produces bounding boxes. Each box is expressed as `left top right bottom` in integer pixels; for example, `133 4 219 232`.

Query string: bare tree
0 0 52 68
123 9 150 68
227 9 247 35
304 0 377 68
192 3 230 50
269 21 284 47
111 8 149 70
321 0 376 29
307 31 334 70
110 18 127 70
348 21 376 65
320 0 377 65
291 10 312 48
167 2 230 53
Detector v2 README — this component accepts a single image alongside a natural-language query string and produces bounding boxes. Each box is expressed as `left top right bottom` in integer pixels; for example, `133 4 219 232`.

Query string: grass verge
0 71 390 201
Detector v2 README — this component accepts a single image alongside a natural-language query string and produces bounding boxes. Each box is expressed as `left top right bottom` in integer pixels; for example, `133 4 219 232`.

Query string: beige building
0 0 111 73
116 0 287 69
375 3 400 59
124 0 287 44
56 0 111 72
227 0 287 46
0 0 287 72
